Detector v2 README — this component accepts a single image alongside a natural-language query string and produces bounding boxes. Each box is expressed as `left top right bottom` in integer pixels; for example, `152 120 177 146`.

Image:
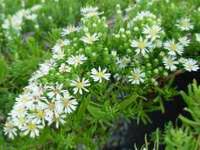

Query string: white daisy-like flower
143 25 162 41
30 100 48 122
27 97 47 112
176 18 193 31
61 25 78 36
59 63 71 73
164 39 184 56
132 11 156 22
29 58 56 82
21 119 43 138
15 94 32 108
12 115 27 129
26 83 44 97
81 6 103 18
52 39 70 54
128 68 145 85
179 57 187 64
54 113 66 128
91 67 111 83
56 92 78 114
178 36 190 47
182 58 199 72
44 108 54 125
116 56 131 69
4 120 17 139
71 77 90 94
163 56 179 71
53 49 65 60
131 37 152 55
67 54 87 67
46 83 66 100
30 109 46 126
81 33 99 44
195 33 200 42
10 104 27 118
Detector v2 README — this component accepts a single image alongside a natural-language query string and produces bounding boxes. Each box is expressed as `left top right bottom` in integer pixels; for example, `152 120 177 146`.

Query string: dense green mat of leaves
0 0 200 149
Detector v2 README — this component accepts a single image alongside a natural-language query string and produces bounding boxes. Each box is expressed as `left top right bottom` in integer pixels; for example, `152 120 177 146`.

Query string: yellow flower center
96 71 104 78
138 41 146 49
28 123 36 130
19 116 25 124
88 36 95 43
132 73 140 80
76 81 84 88
181 21 189 27
5 123 14 129
48 102 55 110
63 99 70 107
53 88 60 94
21 96 29 103
37 110 45 118
170 43 177 51
150 29 158 36
167 59 173 65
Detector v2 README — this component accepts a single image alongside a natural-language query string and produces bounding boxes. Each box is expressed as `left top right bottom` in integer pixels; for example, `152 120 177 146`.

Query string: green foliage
164 123 198 150
180 80 200 132
0 0 200 149
149 81 200 150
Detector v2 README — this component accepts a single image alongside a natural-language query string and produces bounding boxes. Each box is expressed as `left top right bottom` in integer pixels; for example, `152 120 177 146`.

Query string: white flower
182 58 199 72
2 5 42 39
91 67 111 83
143 25 162 40
29 58 56 82
44 108 54 125
178 36 190 47
46 83 66 100
53 49 65 60
25 83 44 97
81 6 103 18
67 54 87 67
71 77 90 94
128 68 145 85
163 56 179 71
56 92 78 114
43 99 64 124
132 11 156 22
54 113 66 128
195 33 200 42
27 98 47 112
52 39 70 54
59 63 71 73
61 25 78 36
21 119 43 138
176 18 193 31
4 120 17 139
10 104 27 118
81 33 99 44
15 94 32 108
31 109 46 126
164 39 184 56
131 37 152 55
116 56 131 69
12 116 27 129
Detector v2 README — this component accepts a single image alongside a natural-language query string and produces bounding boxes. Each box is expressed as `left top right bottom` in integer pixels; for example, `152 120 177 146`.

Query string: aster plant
3 0 200 149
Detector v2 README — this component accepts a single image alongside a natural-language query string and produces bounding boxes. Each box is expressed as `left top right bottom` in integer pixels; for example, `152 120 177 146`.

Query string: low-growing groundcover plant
0 0 130 124
1 0 200 149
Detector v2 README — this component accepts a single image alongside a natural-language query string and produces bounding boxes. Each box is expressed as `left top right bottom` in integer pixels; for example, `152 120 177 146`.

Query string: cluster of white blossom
4 4 199 139
2 4 42 39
